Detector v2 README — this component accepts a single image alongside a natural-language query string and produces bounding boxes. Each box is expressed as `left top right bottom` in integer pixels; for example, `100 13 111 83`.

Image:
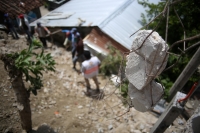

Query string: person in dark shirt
18 14 32 42
72 35 85 69
4 13 19 39
34 22 51 48
71 28 80 59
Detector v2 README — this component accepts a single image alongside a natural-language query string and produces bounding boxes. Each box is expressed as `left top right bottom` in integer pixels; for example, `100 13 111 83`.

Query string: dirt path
28 44 158 133
0 36 187 133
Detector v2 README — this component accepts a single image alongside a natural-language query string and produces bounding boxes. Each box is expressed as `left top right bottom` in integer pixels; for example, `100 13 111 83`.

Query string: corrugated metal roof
30 0 159 50
100 0 145 49
30 0 128 27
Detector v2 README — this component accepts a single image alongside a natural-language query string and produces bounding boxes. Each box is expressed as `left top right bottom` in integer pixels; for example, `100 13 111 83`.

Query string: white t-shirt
81 56 101 79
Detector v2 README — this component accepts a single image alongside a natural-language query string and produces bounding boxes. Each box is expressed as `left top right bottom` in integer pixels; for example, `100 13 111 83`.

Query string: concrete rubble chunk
182 106 200 133
108 124 113 130
97 127 104 133
126 30 169 90
128 80 164 112
125 30 168 112
16 102 24 111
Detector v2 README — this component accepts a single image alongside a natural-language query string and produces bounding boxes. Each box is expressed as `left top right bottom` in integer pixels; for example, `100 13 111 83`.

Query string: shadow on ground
84 89 105 100
32 125 55 133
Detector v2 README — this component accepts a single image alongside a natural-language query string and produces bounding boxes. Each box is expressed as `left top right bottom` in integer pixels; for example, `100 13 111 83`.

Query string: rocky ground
0 35 189 133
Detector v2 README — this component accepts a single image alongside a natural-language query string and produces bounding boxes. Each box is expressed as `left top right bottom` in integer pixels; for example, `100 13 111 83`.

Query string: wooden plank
150 92 186 133
168 47 200 100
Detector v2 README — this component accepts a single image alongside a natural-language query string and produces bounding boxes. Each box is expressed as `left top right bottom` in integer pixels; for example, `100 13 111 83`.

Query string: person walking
81 51 101 95
18 14 32 42
72 35 85 69
34 22 51 48
70 28 80 59
4 13 19 39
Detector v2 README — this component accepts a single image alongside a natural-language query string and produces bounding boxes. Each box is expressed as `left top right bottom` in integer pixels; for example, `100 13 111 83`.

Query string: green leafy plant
99 45 124 76
0 38 55 132
99 45 129 100
8 38 55 95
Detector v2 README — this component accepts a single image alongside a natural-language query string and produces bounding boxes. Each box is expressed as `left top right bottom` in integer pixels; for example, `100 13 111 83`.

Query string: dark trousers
72 46 76 59
39 37 47 47
24 30 32 41
9 27 19 39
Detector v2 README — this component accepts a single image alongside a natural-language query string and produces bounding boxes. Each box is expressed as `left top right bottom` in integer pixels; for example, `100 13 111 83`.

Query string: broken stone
78 105 83 109
49 101 56 105
126 30 168 90
66 109 71 112
108 125 113 130
16 103 24 111
65 106 70 109
130 129 142 133
86 104 90 107
92 117 98 121
128 80 164 112
97 127 104 133
139 124 145 130
12 103 17 107
43 88 49 93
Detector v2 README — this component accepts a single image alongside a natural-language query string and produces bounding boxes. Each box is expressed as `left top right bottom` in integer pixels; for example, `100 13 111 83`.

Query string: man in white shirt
81 51 101 94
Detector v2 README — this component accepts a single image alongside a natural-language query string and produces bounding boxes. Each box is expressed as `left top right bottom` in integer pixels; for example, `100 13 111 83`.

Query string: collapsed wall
125 30 169 112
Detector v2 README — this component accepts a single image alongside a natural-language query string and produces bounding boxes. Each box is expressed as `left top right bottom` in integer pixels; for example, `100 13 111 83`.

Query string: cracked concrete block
128 80 164 112
126 30 168 90
183 106 200 133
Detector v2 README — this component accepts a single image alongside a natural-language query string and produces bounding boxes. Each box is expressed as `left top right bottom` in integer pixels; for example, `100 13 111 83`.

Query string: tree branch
164 42 200 71
170 0 184 6
169 34 200 51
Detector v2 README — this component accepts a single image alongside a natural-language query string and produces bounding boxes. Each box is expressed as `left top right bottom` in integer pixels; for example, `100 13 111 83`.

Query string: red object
178 82 198 103
18 14 24 19
54 111 59 115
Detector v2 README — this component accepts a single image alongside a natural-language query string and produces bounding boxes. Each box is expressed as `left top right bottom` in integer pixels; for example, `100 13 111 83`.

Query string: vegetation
138 0 200 99
100 0 200 100
99 46 129 98
0 39 55 132
99 45 124 76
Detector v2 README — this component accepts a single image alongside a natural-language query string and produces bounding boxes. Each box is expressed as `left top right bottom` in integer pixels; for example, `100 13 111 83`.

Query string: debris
78 105 83 109
16 103 24 111
126 30 168 112
126 30 168 90
185 101 193 109
43 88 49 93
97 127 104 133
54 111 62 118
49 100 56 105
128 81 163 112
108 125 113 130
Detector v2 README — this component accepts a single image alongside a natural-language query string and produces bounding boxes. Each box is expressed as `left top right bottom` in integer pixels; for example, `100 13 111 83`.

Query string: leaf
39 58 46 65
32 89 37 95
23 55 31 62
40 49 44 57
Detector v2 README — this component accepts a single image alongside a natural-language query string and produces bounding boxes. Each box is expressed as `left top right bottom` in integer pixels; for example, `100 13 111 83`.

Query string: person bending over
81 51 101 95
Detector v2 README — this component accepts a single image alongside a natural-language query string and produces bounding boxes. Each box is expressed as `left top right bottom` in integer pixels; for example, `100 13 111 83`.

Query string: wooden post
150 92 186 133
168 47 200 100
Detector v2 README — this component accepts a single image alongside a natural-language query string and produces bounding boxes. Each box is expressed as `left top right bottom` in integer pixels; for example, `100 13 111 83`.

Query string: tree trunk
12 73 32 132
